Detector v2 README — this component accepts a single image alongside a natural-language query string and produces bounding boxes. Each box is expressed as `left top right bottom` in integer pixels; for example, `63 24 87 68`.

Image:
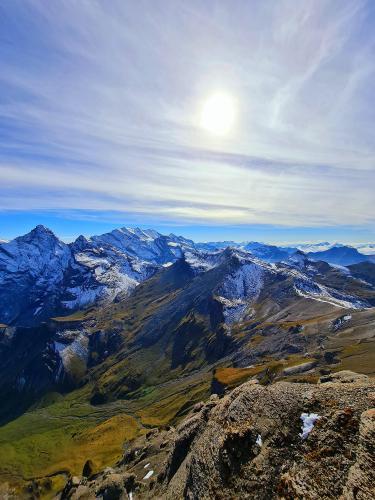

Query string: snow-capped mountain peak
70 234 92 251
0 225 71 277
91 226 194 264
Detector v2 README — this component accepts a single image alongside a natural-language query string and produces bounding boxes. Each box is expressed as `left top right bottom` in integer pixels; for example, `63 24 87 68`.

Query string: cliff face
61 370 375 500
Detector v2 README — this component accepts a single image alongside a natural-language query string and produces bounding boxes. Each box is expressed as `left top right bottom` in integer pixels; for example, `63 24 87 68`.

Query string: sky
0 0 374 243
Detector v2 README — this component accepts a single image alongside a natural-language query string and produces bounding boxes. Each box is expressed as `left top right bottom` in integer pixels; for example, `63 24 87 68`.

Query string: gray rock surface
60 371 375 500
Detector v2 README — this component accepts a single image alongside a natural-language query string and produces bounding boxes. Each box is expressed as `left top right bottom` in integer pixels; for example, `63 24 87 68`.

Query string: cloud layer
0 0 374 228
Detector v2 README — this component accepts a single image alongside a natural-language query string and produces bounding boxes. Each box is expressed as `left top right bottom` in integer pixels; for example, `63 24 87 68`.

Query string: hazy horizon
1 219 374 248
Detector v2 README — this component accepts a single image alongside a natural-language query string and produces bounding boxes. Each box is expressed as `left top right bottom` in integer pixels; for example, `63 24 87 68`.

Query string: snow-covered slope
91 227 194 264
0 225 72 280
292 275 367 309
215 250 269 325
278 252 371 309
200 248 370 327
0 226 78 325
66 234 159 308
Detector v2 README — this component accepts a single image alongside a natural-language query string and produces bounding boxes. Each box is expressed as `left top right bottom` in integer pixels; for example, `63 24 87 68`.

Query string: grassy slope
0 385 137 480
215 306 375 388
0 368 211 495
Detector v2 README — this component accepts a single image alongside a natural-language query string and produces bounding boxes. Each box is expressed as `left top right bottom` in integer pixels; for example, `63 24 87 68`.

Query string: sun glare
200 92 237 136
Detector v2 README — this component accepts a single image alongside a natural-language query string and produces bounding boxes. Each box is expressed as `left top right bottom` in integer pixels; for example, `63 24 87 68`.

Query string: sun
200 92 237 136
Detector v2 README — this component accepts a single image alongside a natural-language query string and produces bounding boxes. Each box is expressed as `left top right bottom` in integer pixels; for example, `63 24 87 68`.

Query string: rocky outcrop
341 408 375 499
60 371 375 499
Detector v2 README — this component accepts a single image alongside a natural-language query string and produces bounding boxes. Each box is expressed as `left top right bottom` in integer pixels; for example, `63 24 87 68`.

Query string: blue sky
0 0 374 243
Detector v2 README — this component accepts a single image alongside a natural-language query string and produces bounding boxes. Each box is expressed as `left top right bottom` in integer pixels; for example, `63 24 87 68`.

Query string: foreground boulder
60 371 375 499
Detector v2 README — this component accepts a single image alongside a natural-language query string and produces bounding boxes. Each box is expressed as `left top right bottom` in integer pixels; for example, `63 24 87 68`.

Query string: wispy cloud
0 0 374 229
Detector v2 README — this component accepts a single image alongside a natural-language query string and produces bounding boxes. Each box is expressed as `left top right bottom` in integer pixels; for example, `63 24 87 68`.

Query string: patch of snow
54 358 64 383
330 264 351 274
143 470 154 480
185 249 221 272
293 275 368 310
256 434 262 446
217 261 265 324
216 296 248 325
53 333 89 373
300 413 321 439
331 314 353 331
62 285 105 309
54 341 66 353
144 463 150 468
128 492 133 500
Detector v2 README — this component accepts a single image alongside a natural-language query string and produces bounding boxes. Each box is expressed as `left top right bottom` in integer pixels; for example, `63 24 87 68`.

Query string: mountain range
0 226 375 497
1 225 374 327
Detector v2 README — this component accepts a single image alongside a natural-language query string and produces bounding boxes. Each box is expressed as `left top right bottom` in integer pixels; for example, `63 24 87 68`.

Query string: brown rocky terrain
60 370 375 500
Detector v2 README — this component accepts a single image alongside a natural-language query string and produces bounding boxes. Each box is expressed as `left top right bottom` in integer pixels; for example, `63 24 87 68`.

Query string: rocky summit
59 371 375 500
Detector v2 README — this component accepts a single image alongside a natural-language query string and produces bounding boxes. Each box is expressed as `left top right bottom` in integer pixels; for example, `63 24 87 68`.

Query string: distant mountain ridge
0 225 374 326
197 240 374 265
306 245 373 266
